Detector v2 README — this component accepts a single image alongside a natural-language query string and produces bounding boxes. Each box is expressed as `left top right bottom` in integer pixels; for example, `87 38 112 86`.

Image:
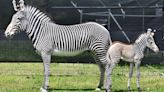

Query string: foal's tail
106 50 112 65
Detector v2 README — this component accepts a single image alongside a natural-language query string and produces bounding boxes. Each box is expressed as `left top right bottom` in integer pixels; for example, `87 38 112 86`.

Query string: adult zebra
106 29 159 92
5 0 112 92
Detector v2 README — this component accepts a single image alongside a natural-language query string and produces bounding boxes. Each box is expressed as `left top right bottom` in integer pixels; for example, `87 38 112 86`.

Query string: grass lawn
0 63 163 92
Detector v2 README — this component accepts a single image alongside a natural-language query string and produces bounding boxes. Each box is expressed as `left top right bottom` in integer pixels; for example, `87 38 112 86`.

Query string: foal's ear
147 28 152 35
151 32 154 36
151 29 156 36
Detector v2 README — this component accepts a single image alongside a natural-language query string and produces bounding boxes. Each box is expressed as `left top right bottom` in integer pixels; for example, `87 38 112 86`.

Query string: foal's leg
135 61 141 92
40 52 51 92
127 63 134 91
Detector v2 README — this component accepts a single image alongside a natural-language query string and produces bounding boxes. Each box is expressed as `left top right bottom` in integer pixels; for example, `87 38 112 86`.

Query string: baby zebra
106 28 159 92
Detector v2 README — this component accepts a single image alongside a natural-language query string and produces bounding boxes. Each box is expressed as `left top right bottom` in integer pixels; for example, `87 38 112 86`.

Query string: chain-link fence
0 0 163 64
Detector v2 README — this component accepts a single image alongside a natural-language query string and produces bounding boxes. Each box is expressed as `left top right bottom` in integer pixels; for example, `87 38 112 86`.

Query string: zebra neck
26 21 51 46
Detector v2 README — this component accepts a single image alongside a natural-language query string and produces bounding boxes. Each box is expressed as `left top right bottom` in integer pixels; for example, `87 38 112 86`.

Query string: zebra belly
52 49 86 56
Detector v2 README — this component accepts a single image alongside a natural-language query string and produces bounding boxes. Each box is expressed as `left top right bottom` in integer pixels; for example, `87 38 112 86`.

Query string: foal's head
146 29 159 53
136 28 159 53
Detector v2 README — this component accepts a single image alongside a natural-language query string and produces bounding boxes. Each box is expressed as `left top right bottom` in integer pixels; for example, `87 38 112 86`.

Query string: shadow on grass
49 88 97 92
114 89 146 92
49 88 145 92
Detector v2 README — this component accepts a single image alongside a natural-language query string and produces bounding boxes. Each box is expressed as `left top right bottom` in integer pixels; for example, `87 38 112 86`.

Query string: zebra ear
12 0 25 11
19 0 25 11
12 0 18 11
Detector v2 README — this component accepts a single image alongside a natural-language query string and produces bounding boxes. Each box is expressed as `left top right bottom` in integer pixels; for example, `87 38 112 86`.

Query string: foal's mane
112 32 146 45
135 32 146 43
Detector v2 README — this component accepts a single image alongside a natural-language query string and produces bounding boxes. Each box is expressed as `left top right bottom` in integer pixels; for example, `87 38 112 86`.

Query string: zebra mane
25 5 51 22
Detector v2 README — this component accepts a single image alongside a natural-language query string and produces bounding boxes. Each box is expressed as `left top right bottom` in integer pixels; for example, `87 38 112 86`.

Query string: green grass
0 63 163 92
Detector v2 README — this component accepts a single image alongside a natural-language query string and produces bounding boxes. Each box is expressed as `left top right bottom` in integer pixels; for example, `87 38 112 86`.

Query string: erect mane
135 33 146 43
25 5 51 22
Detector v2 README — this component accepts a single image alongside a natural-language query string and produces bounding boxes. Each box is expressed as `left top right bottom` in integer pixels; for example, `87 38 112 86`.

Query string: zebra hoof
128 86 130 92
95 88 101 91
40 87 48 92
137 87 141 92
105 89 111 92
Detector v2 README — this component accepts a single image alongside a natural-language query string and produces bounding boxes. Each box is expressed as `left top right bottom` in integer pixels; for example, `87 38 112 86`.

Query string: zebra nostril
154 48 159 53
5 32 11 37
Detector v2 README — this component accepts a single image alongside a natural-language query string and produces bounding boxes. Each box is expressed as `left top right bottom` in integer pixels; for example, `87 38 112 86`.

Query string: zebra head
146 28 159 53
5 0 27 37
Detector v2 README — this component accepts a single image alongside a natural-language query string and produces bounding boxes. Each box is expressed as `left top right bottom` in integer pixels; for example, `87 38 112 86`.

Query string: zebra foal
106 29 159 92
5 0 112 92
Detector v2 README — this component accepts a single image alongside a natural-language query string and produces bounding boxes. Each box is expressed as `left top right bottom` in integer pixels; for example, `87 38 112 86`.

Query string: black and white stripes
5 4 112 91
18 6 111 56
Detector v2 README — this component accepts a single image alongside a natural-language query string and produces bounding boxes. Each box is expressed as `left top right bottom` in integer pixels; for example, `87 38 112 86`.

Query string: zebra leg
90 43 109 91
127 63 134 91
135 61 141 92
96 63 105 90
40 52 51 92
105 62 116 92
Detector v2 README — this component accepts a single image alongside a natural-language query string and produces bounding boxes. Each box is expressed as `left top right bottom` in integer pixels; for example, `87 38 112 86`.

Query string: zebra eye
18 16 23 20
150 42 153 44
